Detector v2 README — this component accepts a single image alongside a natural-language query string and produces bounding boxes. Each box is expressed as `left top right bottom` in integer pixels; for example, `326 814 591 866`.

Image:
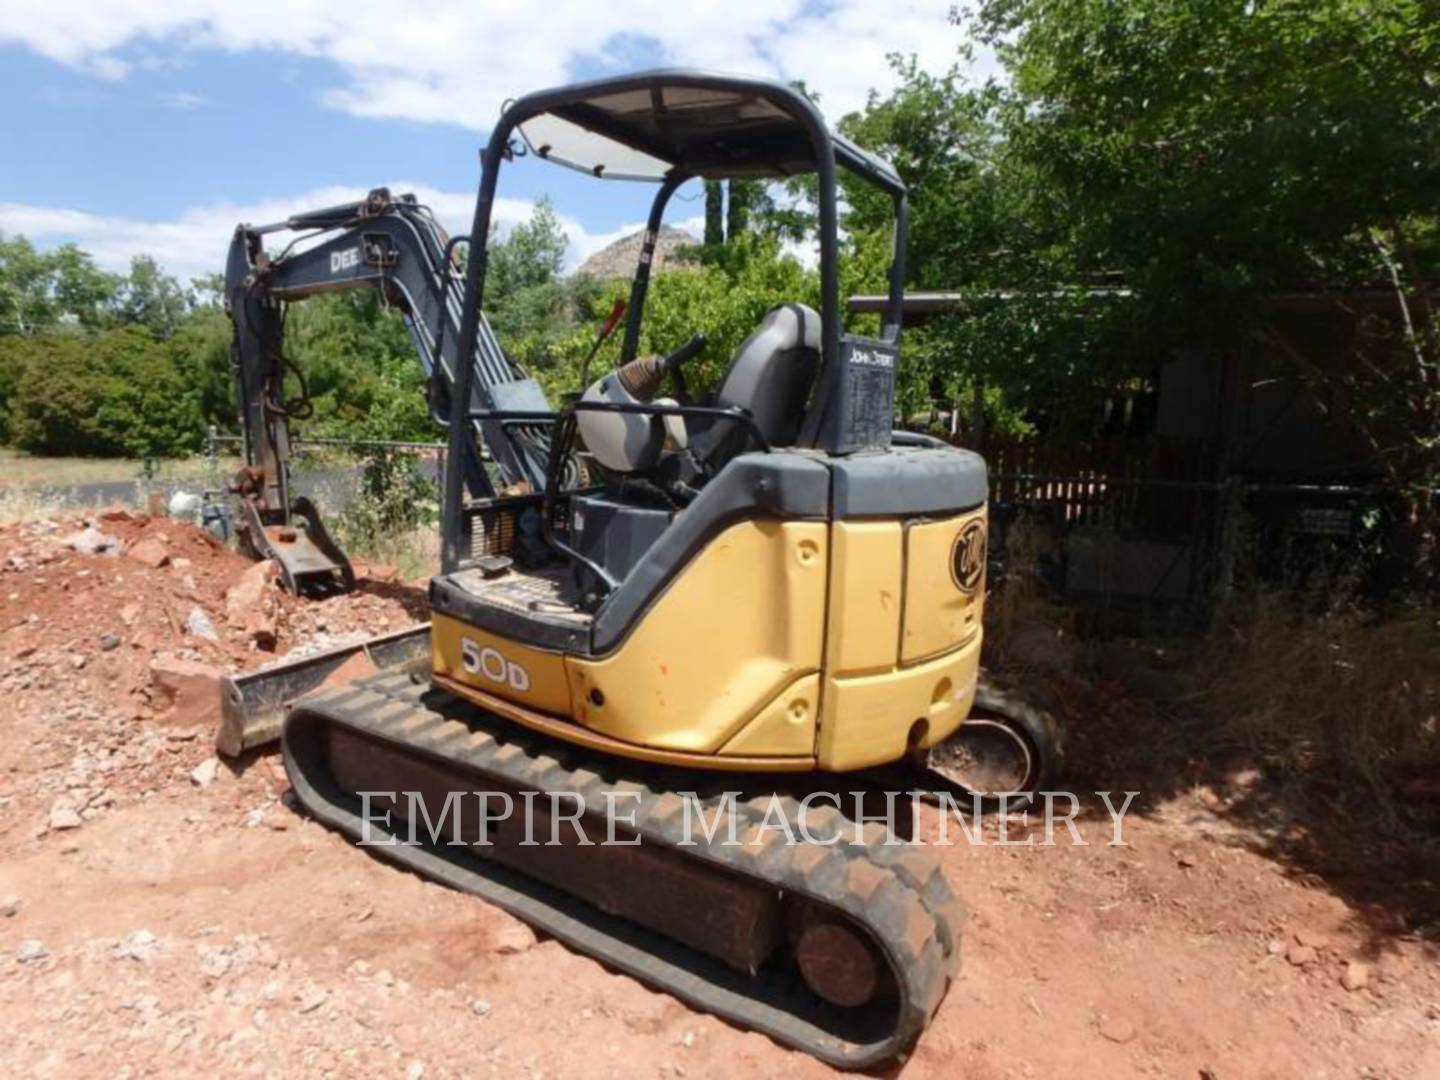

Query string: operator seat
689 302 821 471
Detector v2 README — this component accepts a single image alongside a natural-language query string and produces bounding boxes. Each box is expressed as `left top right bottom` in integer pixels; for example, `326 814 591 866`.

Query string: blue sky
0 2 989 279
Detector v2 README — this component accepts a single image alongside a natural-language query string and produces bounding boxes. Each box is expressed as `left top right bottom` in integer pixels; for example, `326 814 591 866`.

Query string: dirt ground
0 512 1436 1079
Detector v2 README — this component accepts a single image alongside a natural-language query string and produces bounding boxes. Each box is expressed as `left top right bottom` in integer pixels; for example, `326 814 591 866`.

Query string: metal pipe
621 173 688 364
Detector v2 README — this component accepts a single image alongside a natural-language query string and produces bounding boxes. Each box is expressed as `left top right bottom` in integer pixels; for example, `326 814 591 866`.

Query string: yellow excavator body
430 507 986 772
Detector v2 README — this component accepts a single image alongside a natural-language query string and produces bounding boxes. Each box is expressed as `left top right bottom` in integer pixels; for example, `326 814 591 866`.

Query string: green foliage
487 197 567 301
167 305 236 432
0 234 120 336
283 291 432 442
118 255 192 339
5 326 204 456
334 448 439 561
974 0 1440 337
703 181 724 247
637 235 818 392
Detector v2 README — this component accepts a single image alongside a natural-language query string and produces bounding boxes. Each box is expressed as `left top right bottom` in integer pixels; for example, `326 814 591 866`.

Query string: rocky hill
575 225 696 279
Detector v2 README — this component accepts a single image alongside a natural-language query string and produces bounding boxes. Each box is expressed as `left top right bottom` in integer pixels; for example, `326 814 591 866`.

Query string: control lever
576 297 628 393
660 333 707 373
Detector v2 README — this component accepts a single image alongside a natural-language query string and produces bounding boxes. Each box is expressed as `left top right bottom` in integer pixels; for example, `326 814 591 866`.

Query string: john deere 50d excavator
220 70 1058 1068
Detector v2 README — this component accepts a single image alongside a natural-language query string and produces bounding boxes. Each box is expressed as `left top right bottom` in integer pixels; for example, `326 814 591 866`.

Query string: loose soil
0 511 1436 1078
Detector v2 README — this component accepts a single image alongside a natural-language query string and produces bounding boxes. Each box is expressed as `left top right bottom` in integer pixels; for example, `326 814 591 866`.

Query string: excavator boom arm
223 188 553 591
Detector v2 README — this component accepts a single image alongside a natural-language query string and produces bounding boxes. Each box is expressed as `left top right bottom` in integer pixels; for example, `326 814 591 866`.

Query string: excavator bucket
215 623 431 757
236 496 357 597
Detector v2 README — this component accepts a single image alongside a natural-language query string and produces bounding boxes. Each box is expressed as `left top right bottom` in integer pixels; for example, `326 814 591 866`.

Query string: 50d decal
459 637 531 693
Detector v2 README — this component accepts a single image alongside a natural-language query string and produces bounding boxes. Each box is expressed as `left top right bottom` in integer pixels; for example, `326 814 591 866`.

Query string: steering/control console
574 333 706 474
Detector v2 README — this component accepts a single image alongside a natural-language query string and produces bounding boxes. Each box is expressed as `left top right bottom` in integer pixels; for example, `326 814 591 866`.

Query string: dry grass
982 511 1438 818
0 486 107 526
982 511 1077 670
0 449 240 489
1200 589 1440 788
352 526 441 582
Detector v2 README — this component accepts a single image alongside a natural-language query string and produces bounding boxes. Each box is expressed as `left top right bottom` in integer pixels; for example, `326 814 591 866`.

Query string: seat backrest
714 303 821 448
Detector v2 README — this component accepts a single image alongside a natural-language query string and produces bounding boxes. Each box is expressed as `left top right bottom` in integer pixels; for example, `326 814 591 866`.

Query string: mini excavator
218 71 1060 1068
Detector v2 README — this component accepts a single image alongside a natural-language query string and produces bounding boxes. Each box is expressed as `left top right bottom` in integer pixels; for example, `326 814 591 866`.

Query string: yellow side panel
431 613 574 716
718 673 820 757
817 629 983 772
568 521 827 754
825 521 902 675
901 509 986 665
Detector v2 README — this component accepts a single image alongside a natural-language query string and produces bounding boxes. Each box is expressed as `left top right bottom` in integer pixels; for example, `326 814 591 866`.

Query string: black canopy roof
509 69 903 194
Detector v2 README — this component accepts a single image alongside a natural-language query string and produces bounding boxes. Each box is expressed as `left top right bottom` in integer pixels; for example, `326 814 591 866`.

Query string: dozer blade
216 624 432 757
282 670 966 1069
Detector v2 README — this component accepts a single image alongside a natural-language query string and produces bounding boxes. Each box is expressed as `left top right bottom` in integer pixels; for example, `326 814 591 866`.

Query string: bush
1200 588 1440 794
334 449 439 566
6 326 204 457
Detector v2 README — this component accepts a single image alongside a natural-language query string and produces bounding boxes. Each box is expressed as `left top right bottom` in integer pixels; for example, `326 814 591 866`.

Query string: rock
149 654 223 728
225 561 278 627
1340 961 1369 991
470 998 492 1017
296 988 329 1014
199 945 234 979
69 653 88 671
226 561 280 649
494 922 537 955
49 805 84 831
127 537 171 569
0 895 20 918
406 1063 425 1080
99 633 121 651
1099 1016 1137 1044
244 607 279 651
1294 928 1330 949
65 525 122 556
186 606 219 642
118 929 157 961
17 939 47 963
190 758 221 788
1286 943 1318 966
119 602 142 626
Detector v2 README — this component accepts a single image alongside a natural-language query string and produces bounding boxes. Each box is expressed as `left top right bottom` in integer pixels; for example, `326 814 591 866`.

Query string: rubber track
283 671 965 1069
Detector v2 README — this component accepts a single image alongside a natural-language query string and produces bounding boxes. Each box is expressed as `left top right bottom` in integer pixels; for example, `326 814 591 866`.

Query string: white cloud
0 0 982 129
0 183 673 281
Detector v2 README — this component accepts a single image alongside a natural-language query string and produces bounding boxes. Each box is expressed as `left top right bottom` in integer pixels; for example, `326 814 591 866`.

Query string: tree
51 244 119 330
6 326 203 456
118 255 191 338
726 180 758 241
970 0 1440 573
284 290 431 442
0 234 119 336
487 197 568 300
703 181 724 248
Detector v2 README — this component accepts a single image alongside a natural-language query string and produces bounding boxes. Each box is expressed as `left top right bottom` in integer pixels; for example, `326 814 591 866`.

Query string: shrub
6 326 203 457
